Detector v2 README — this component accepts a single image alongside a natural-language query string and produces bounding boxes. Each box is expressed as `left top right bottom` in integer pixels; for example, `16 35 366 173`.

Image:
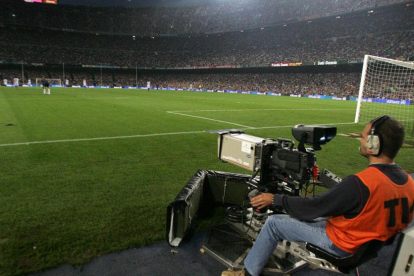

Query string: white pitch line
167 108 353 113
0 122 359 148
0 130 205 147
167 111 254 129
246 121 357 130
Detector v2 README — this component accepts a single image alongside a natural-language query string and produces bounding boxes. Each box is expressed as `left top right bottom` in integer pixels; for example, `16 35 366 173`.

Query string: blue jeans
244 214 350 276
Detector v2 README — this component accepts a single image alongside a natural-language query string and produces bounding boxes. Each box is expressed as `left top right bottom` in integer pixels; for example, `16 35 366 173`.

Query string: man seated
223 115 414 276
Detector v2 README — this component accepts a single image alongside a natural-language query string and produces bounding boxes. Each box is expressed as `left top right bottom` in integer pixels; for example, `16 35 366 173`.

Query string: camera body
217 125 337 196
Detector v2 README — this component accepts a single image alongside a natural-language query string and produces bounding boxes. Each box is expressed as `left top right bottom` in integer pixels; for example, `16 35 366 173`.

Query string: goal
354 55 414 138
35 78 62 86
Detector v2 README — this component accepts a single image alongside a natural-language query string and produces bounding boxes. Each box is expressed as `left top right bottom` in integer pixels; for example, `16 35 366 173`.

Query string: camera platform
202 223 309 275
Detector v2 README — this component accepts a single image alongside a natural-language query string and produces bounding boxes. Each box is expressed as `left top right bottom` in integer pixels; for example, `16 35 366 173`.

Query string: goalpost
35 78 62 86
355 55 414 138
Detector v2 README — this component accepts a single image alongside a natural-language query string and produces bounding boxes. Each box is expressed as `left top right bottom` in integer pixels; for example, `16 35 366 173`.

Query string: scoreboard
24 0 58 4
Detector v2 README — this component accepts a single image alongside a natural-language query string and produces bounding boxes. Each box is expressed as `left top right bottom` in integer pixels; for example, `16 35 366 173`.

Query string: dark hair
372 116 405 159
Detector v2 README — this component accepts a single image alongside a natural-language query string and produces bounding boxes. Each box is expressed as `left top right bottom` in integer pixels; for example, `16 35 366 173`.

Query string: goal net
35 78 62 86
354 55 414 138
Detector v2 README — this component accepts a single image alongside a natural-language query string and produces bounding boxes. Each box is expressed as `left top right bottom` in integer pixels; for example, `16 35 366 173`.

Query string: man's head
360 115 405 160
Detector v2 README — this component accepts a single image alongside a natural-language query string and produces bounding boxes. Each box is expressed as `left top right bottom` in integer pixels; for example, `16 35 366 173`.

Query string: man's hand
250 193 274 209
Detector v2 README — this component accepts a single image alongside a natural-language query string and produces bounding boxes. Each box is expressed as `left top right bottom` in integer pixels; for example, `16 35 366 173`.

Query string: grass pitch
0 86 412 275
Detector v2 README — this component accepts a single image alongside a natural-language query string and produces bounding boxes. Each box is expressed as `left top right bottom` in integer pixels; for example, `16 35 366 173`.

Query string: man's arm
251 175 369 221
277 175 369 220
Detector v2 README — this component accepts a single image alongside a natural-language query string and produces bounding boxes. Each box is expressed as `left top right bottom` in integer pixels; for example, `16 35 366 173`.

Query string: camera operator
222 115 414 276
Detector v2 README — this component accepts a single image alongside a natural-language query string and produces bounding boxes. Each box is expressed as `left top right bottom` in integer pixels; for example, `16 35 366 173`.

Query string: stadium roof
59 0 210 7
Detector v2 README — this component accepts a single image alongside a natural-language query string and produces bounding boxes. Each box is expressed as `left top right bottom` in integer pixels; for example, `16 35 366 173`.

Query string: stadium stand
0 0 408 35
0 0 413 93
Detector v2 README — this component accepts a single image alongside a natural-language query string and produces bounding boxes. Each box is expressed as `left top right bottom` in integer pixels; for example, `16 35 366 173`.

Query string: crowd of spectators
0 0 407 35
0 0 412 97
0 2 412 68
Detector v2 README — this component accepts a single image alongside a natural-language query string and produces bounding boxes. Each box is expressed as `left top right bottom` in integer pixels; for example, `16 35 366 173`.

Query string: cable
222 178 227 204
305 165 319 196
305 182 316 196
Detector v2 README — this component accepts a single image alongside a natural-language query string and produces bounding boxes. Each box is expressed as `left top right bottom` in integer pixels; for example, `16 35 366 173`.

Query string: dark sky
58 0 210 7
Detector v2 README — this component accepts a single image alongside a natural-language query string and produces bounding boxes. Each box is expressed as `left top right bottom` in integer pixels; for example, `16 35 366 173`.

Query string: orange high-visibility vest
326 167 414 253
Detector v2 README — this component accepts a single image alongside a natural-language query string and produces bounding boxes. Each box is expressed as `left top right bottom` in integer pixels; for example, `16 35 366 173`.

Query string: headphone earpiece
365 115 390 156
366 132 381 155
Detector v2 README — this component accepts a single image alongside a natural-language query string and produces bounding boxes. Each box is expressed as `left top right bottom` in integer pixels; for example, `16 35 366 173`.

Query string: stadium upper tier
0 2 412 68
0 0 409 36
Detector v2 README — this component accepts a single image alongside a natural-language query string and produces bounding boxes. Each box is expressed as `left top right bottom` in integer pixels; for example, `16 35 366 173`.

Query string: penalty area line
0 130 205 147
167 111 254 129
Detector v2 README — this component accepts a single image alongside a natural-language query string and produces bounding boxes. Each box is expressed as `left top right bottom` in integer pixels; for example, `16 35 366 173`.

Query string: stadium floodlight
355 55 414 138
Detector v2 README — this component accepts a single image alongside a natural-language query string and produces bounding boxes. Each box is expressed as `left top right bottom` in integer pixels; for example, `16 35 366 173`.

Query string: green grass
0 87 413 275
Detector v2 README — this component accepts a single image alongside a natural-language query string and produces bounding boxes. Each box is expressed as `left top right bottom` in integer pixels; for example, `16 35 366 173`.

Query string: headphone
366 115 390 156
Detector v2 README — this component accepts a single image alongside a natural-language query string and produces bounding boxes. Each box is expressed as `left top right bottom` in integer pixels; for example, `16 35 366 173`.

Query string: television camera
217 124 338 197
216 125 339 238
167 125 412 275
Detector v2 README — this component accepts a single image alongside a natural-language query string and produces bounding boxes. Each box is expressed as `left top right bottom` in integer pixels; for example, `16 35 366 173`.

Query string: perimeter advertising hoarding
349 97 411 105
271 62 302 67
